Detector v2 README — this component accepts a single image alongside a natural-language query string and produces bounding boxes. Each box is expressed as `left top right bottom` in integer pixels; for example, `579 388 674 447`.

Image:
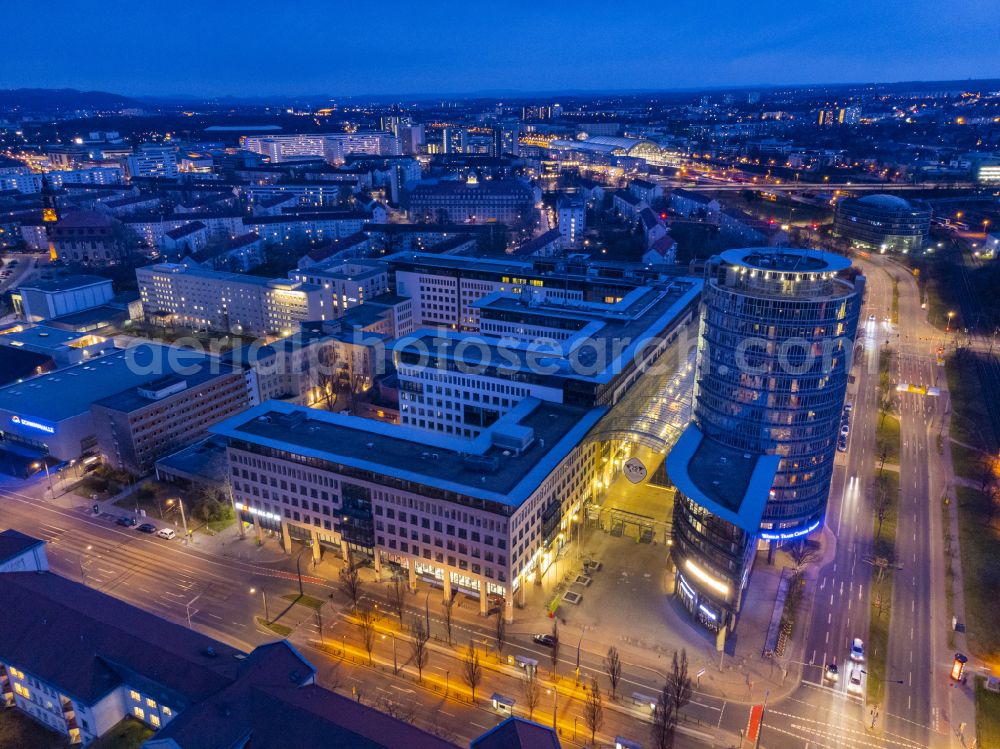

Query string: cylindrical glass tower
694 248 863 538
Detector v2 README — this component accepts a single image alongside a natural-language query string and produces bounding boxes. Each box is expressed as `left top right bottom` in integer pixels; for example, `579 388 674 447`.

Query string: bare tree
665 650 692 725
651 680 677 749
463 643 483 703
388 576 406 626
410 616 430 682
873 476 892 539
521 672 540 720
604 646 622 699
442 595 455 645
549 619 560 679
787 541 820 572
493 609 507 658
339 551 362 613
583 677 604 744
358 605 376 666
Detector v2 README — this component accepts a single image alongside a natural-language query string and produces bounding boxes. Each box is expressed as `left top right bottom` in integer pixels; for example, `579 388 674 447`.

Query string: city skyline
2 1 999 97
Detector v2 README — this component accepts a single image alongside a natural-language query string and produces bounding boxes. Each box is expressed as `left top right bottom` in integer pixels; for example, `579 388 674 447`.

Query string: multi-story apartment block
124 143 179 179
137 264 326 336
289 260 389 318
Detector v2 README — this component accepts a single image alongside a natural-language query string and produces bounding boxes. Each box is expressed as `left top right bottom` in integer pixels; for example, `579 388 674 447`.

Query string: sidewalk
937 409 980 749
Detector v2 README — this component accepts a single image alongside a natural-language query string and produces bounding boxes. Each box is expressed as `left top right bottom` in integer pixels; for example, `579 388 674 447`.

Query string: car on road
533 634 557 647
156 528 177 540
115 516 137 527
850 638 865 662
824 662 839 682
840 424 850 436
137 523 157 534
868 313 876 322
847 664 864 694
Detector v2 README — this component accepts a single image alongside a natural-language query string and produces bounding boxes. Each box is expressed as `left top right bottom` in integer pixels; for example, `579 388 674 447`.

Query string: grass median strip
256 617 292 637
868 469 899 705
282 593 326 610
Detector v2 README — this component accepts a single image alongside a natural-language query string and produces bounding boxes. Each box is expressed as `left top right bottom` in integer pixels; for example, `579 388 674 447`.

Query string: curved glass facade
694 249 862 535
833 196 931 253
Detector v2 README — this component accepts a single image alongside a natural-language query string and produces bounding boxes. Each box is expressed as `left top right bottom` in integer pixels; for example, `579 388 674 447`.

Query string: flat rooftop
211 398 606 509
720 247 851 274
665 423 780 533
398 278 701 385
0 343 217 422
92 361 239 414
16 274 110 292
140 263 320 292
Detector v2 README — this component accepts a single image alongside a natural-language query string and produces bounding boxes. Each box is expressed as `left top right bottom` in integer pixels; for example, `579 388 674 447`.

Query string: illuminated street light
166 498 190 543
250 586 269 623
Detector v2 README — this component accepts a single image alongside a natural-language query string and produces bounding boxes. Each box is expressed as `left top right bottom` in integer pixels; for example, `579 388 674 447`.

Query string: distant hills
0 88 143 111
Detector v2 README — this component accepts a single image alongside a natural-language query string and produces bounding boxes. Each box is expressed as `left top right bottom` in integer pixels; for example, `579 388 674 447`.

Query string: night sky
6 1 1000 97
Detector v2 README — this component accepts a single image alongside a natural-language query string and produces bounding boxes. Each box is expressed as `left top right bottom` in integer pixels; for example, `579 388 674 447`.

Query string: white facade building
137 264 326 336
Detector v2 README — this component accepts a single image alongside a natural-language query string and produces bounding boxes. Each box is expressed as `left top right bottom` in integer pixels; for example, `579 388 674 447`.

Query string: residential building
124 143 179 179
289 259 388 318
0 535 469 749
557 198 585 246
49 211 128 266
137 264 327 336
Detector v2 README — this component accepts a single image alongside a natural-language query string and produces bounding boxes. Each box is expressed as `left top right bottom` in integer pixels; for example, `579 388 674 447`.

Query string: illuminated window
13 683 23 696
133 706 144 720
162 706 172 717
130 690 141 702
146 698 157 709
21 686 30 699
149 714 161 728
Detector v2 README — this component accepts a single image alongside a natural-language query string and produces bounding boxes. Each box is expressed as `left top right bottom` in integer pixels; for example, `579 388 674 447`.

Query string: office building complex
212 398 604 622
90 365 249 474
406 177 534 224
667 248 862 635
242 132 401 164
137 264 327 336
833 194 932 252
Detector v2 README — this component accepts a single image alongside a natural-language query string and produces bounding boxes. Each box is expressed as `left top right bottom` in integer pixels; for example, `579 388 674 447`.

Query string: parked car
533 634 557 647
137 523 157 534
840 424 850 436
156 528 177 540
116 516 137 527
844 402 853 413
837 438 848 452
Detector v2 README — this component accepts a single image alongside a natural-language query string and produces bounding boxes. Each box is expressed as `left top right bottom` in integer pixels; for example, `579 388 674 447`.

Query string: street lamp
382 632 398 674
166 498 190 544
947 311 955 333
32 461 53 498
250 586 269 623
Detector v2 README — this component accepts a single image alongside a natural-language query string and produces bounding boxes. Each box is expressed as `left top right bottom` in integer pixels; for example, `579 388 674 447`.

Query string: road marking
825 631 829 644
